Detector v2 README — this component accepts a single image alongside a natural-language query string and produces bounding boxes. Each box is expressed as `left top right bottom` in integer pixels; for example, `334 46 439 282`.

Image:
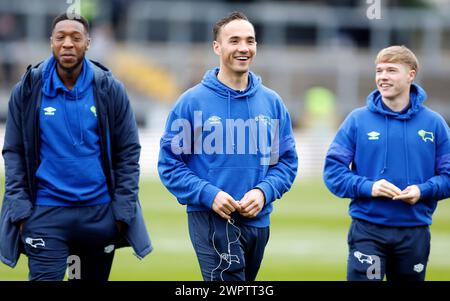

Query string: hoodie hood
42 56 94 99
367 83 427 120
366 84 427 178
201 67 261 99
201 68 263 157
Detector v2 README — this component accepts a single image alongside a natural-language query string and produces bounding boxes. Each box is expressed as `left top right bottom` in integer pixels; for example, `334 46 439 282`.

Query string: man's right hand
212 191 241 220
372 179 402 199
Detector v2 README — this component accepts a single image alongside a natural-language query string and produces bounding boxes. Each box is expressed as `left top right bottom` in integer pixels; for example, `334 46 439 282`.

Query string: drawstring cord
403 120 410 185
76 88 84 145
226 91 235 151
63 91 77 146
246 96 258 155
380 116 388 174
62 88 84 147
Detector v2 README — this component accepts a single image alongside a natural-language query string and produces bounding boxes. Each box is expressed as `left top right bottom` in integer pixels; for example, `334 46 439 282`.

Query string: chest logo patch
418 130 434 143
207 116 221 125
90 106 97 117
367 131 380 140
44 107 56 116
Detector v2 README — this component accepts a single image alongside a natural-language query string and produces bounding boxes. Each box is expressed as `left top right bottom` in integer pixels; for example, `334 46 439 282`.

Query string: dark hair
213 11 250 41
52 13 90 34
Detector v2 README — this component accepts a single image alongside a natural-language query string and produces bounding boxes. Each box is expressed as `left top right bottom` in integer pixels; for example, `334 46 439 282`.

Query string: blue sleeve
323 113 374 198
417 119 450 200
256 104 298 204
2 83 34 223
157 107 221 209
110 81 140 225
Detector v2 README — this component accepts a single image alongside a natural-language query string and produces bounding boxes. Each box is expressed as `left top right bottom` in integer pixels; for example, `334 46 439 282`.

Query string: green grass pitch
1 179 449 280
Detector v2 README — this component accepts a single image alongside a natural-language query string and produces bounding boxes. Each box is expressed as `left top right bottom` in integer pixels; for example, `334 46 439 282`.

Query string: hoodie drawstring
226 91 235 151
62 89 84 146
380 117 411 185
246 96 258 157
226 92 259 159
76 89 84 145
380 116 388 174
403 120 410 185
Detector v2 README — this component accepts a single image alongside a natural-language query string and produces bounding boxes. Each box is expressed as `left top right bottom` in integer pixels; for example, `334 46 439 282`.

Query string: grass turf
1 179 449 280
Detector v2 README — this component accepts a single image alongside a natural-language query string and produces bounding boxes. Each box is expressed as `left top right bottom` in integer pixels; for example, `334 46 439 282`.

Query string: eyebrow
228 35 255 40
376 65 399 70
54 30 84 35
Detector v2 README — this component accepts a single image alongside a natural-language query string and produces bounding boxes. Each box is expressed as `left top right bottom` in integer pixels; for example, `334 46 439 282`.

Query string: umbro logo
367 131 380 140
207 116 221 125
44 107 56 116
414 263 424 273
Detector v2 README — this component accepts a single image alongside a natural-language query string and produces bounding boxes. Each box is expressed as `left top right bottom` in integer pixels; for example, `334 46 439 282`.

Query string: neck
381 93 410 112
56 62 83 90
217 68 248 91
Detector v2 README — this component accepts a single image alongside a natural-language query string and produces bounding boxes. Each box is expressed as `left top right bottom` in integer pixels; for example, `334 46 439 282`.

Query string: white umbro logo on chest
44 107 56 116
367 131 380 140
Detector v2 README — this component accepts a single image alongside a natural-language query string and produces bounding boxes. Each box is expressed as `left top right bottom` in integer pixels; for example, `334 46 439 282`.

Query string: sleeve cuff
417 183 432 199
10 200 33 224
256 182 275 204
199 183 221 209
358 180 375 198
111 201 136 226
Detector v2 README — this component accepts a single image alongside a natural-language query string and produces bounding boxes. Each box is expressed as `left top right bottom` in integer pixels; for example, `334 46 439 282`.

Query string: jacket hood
201 67 262 99
41 56 94 99
367 83 427 120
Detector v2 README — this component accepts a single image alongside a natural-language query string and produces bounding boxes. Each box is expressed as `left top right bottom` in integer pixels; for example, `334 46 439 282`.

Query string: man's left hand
392 185 421 205
238 189 265 218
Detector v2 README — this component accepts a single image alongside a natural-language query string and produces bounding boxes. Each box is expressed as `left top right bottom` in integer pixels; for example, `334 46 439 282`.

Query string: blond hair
375 45 419 74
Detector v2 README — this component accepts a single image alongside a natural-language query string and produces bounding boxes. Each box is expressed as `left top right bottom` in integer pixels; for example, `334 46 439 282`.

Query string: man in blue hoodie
323 45 450 281
158 12 298 281
0 13 152 280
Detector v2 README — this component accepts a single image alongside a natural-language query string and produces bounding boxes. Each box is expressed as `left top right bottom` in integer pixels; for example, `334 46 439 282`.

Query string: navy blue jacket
0 60 153 267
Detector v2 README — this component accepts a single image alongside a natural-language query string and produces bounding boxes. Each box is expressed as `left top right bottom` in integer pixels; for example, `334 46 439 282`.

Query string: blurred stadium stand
0 0 449 178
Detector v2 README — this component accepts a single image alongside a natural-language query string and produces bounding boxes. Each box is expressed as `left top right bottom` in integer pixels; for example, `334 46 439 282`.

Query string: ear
408 69 416 83
86 38 91 50
50 37 53 48
213 40 221 56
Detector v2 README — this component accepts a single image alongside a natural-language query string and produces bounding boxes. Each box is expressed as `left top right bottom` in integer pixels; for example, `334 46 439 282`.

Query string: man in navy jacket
323 45 450 281
0 13 152 280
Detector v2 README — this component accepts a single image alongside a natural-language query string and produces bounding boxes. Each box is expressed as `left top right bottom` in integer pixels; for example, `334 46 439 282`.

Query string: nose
378 70 389 80
62 36 74 48
237 41 249 53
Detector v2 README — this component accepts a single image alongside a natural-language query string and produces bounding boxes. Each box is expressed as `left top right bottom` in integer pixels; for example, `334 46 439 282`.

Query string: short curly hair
52 12 90 34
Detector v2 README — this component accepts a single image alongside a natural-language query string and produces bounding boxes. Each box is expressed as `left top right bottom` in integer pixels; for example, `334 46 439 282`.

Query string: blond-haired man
323 45 450 281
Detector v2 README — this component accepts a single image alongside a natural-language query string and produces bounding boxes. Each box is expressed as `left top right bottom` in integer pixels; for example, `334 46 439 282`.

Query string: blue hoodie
158 68 298 227
36 56 110 206
323 84 450 226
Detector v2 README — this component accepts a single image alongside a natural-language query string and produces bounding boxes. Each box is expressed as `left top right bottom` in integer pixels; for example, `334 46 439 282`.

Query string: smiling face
213 19 256 78
51 19 90 72
375 62 415 102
